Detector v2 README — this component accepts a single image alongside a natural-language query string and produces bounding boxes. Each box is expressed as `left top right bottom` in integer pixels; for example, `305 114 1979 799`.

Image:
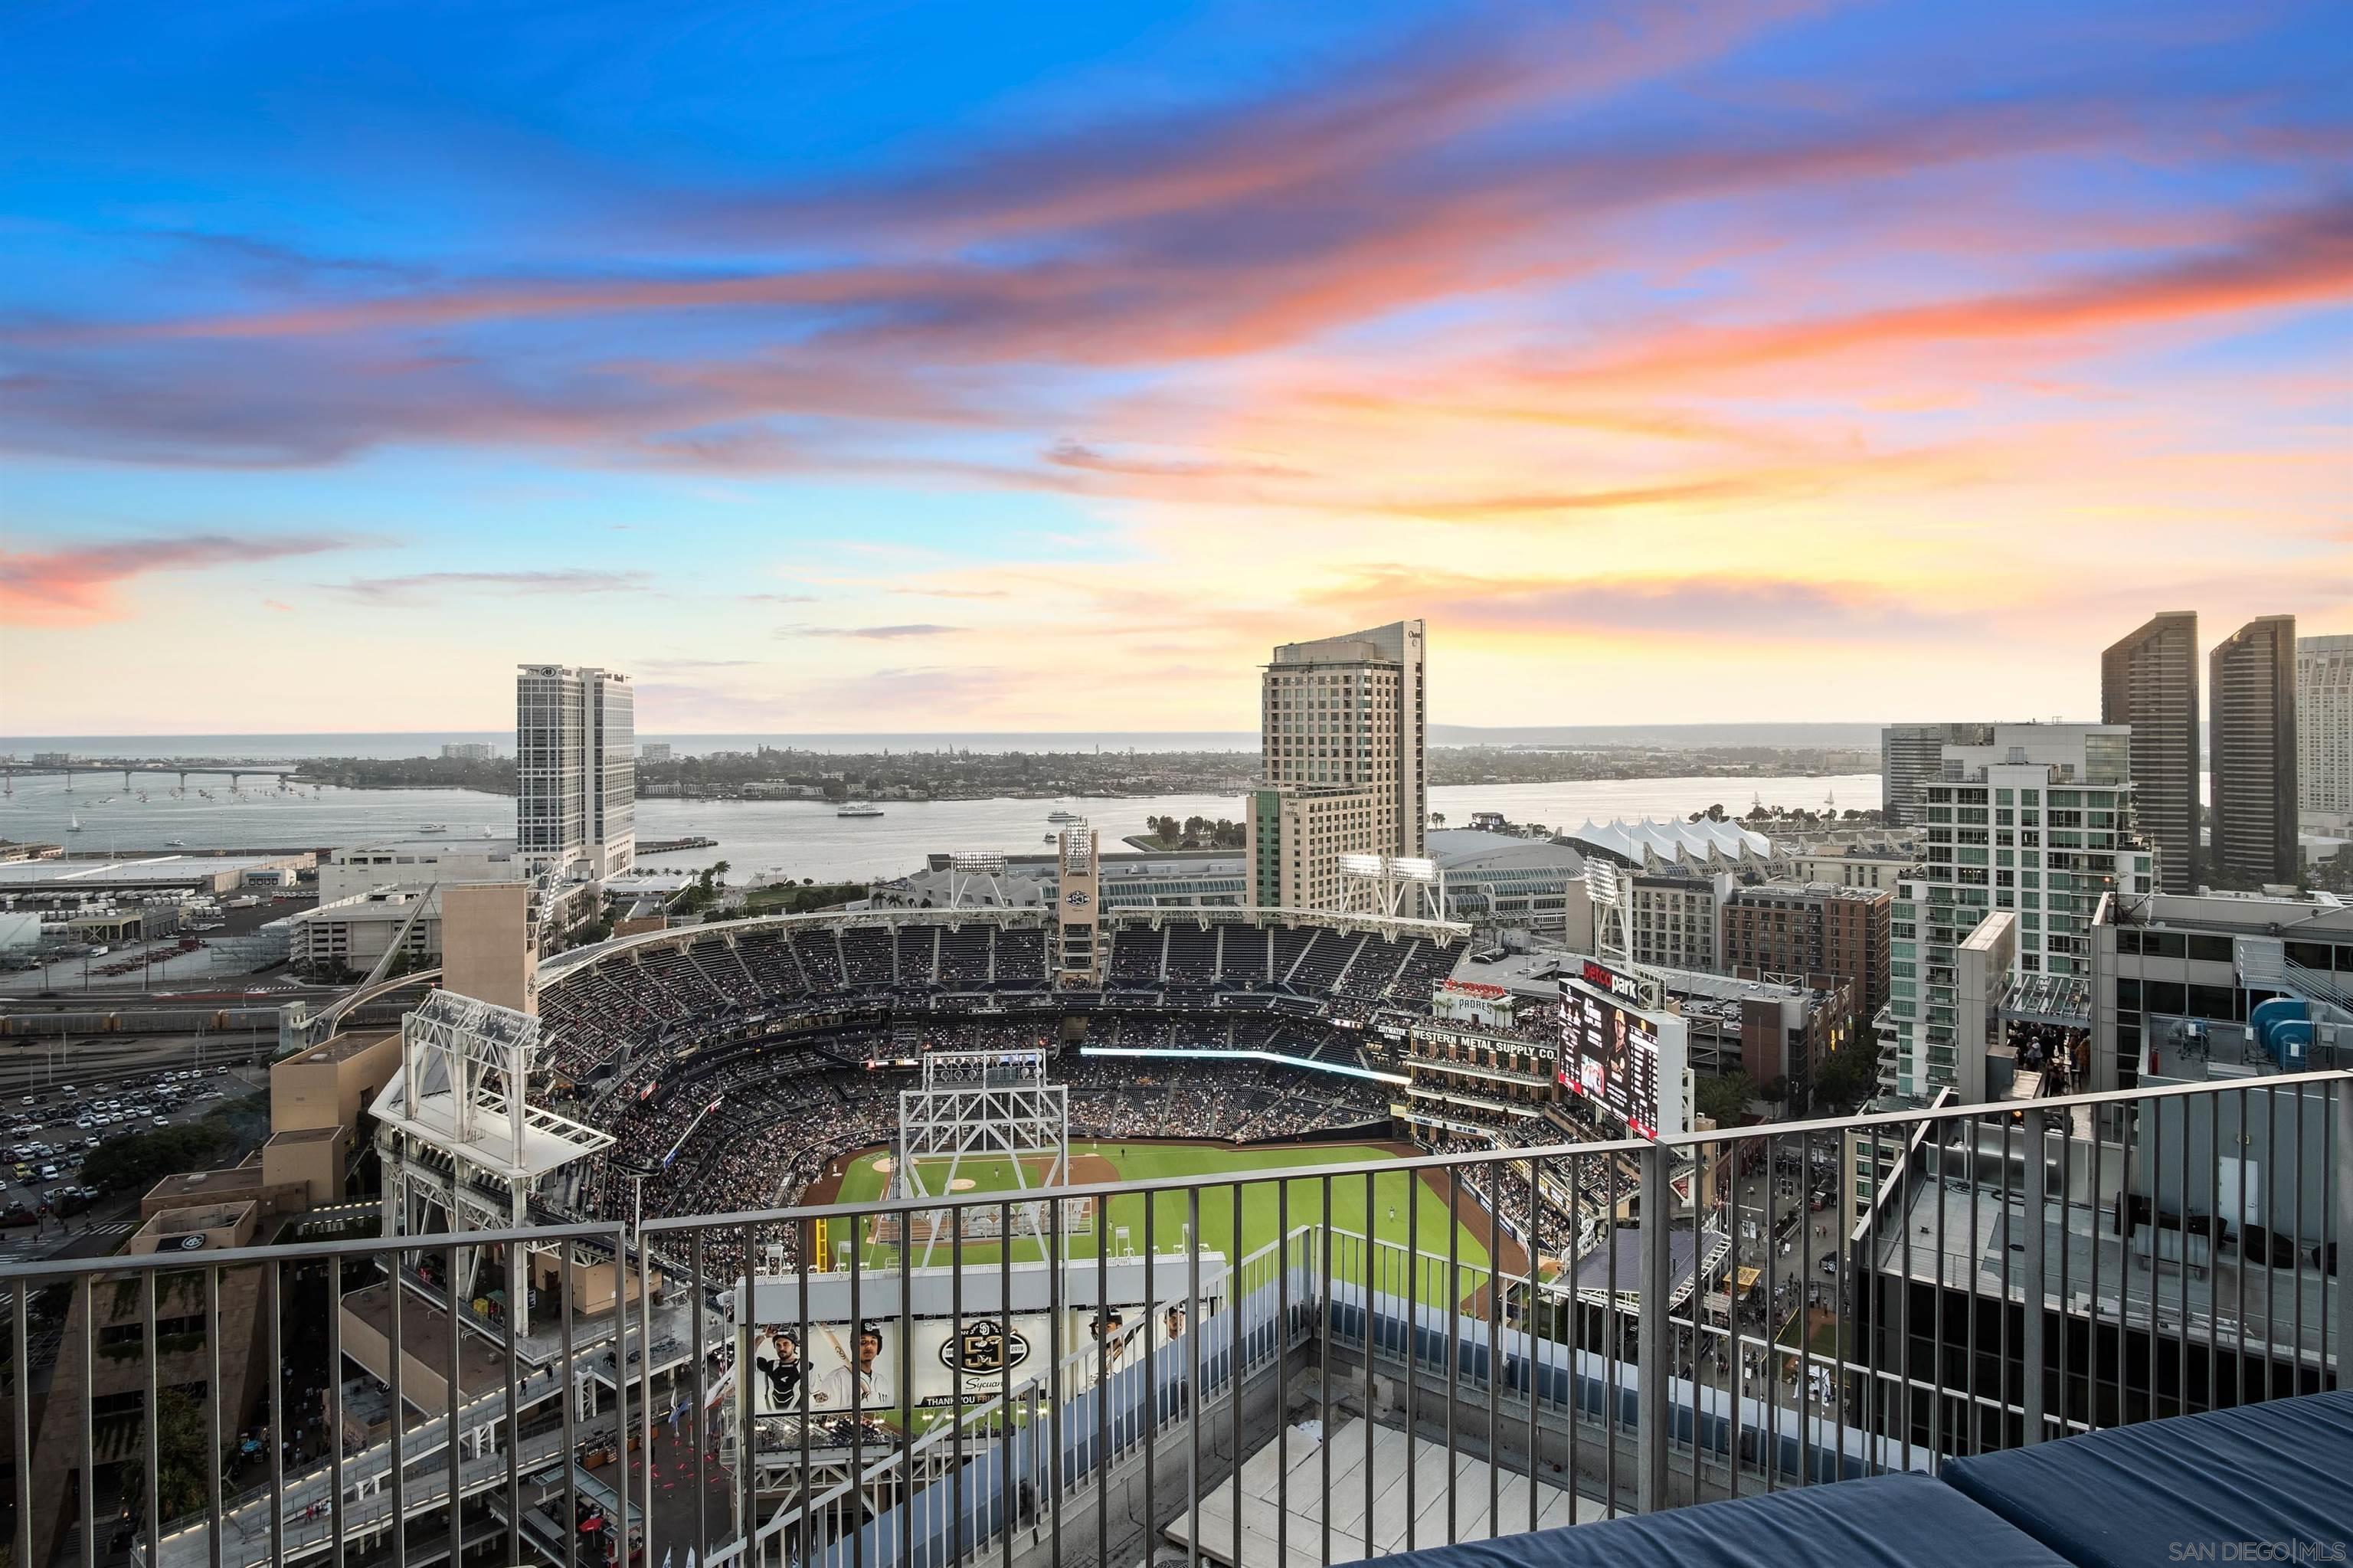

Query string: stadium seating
536 908 1467 1244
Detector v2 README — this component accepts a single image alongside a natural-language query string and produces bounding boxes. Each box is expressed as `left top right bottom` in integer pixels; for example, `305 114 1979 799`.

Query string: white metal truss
1337 854 1448 921
1585 861 1631 962
371 989 613 1334
945 850 1009 909
892 1048 1071 1267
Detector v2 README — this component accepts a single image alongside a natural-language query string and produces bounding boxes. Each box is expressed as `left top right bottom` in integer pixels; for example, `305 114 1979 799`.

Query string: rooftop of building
1642 961 1843 1020
1267 619 1417 667
1564 1222 1731 1311
2139 1013 2347 1084
0 852 309 889
1726 879 1894 905
1998 969 2092 1026
143 1165 271 1202
285 1026 398 1066
855 846 1252 905
1961 910 2014 954
332 835 520 857
1445 944 1573 1000
137 1200 255 1238
1869 1167 2332 1363
1444 943 1838 1015
1793 843 1919 862
2098 886 2351 935
1425 829 1586 873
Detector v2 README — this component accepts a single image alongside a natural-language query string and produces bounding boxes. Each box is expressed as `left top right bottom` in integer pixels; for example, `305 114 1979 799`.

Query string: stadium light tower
946 849 1010 908
371 989 612 1335
1337 852 1445 920
1585 860 1629 961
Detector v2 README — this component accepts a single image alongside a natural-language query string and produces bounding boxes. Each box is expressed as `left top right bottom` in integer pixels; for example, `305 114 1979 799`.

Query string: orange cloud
1553 196 2353 388
2 533 359 627
1309 565 1961 643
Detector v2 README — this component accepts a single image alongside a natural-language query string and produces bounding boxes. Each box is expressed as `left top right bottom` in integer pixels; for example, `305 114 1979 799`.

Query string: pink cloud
1 532 360 626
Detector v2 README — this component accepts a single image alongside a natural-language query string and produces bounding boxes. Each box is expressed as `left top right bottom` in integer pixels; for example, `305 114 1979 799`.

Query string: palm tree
1430 811 1447 829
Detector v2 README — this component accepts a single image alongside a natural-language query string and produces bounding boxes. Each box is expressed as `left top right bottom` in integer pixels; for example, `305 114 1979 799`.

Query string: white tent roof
1569 817 1771 868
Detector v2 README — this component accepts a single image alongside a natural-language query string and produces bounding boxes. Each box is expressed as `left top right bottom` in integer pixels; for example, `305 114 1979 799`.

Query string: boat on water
165 839 188 848
1046 809 1083 823
419 822 449 833
67 814 83 833
836 802 885 818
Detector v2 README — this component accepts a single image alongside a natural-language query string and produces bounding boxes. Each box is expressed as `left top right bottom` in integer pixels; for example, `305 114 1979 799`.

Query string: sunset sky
3 0 2348 737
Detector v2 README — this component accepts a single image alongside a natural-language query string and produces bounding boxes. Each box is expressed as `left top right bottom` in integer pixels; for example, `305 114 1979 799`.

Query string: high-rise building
2296 633 2352 832
515 664 635 881
2100 611 2199 893
639 741 672 764
1880 722 1992 827
1887 723 2153 1102
441 741 499 761
2207 616 2297 888
1247 619 1426 909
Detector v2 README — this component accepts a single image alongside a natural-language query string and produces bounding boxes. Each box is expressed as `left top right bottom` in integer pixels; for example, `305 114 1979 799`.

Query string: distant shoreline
3 720 1902 760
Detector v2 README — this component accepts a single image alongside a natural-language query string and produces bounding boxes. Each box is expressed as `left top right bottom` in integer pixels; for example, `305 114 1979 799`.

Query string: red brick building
1721 881 1892 1036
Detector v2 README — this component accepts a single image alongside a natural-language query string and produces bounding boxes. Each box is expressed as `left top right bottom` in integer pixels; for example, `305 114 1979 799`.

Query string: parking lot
0 1060 253 1239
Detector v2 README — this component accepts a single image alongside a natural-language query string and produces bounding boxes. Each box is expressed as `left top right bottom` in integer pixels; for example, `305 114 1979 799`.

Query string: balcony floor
1165 1416 1601 1568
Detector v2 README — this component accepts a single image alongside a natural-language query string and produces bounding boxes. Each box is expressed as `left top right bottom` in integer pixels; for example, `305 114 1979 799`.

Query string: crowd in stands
556 1010 1392 1276
517 911 1500 1282
1059 1056 1386 1142
531 913 1464 1085
515 912 1821 1354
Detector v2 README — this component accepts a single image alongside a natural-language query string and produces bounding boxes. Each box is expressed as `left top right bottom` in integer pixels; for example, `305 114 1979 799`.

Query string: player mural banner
749 1300 1199 1422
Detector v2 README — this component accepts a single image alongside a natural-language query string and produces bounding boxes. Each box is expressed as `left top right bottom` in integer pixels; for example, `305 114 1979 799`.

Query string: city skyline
5 1 2351 735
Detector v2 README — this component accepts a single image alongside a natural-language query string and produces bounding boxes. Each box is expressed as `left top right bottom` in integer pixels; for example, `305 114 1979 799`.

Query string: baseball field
815 1138 1517 1294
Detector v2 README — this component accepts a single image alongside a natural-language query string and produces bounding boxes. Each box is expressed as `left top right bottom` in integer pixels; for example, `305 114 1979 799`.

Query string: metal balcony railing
2 1072 2345 1568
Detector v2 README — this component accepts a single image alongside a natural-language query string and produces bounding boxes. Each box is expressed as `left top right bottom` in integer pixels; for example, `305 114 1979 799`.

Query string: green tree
1814 1044 1879 1108
1693 1071 1757 1127
80 1126 234 1195
122 1387 218 1524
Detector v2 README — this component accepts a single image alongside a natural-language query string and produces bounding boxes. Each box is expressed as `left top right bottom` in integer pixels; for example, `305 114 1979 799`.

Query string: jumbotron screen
1557 967 1662 1138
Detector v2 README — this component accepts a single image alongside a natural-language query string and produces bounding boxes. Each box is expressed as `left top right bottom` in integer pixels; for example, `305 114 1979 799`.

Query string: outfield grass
827 1140 1494 1287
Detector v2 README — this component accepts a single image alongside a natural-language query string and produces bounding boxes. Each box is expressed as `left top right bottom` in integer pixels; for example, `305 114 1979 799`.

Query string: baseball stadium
529 900 1528 1286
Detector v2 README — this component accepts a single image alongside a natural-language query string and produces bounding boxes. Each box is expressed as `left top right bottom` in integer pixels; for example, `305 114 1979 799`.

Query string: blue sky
3 0 2347 734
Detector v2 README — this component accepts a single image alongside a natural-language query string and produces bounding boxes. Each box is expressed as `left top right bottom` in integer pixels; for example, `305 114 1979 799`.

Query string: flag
661 1550 673 1568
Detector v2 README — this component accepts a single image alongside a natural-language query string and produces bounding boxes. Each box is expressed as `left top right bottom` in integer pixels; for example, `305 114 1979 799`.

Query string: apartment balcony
1 1074 2345 1568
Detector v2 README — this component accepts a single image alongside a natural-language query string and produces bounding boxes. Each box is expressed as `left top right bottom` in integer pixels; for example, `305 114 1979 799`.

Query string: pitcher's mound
949 1177 977 1191
870 1157 895 1175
